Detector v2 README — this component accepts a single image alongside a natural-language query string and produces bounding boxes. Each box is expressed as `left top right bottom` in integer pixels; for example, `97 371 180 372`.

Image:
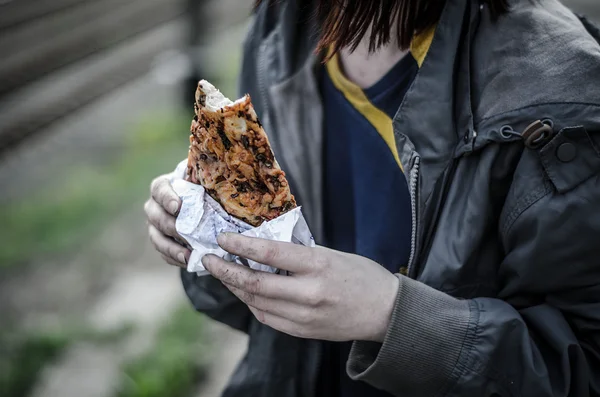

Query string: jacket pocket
539 126 600 194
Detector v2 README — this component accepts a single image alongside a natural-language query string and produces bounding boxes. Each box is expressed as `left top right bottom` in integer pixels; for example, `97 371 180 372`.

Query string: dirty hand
202 233 400 342
144 174 191 268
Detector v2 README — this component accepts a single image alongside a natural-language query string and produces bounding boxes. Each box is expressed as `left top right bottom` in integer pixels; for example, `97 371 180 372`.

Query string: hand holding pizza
202 233 400 342
145 80 399 342
146 80 298 271
144 175 190 268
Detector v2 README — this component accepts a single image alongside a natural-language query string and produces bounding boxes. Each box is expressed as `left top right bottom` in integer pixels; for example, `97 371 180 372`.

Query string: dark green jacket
182 0 600 395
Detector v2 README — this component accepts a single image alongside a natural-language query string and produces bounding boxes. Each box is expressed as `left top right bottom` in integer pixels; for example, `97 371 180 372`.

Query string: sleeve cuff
346 275 476 396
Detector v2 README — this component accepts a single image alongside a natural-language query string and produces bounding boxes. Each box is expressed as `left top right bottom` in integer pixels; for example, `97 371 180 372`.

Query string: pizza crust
186 80 296 226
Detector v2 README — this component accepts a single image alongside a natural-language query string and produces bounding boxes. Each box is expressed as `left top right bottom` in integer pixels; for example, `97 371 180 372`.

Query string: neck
337 25 409 89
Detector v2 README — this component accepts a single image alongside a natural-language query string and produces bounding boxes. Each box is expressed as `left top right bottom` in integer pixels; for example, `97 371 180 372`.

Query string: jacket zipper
257 41 270 124
406 156 421 277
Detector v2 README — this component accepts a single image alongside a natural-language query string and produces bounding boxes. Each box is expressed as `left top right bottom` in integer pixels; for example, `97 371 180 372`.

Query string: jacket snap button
556 142 577 162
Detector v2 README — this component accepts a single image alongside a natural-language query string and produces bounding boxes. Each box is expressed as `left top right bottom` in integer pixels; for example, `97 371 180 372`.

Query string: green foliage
117 306 207 397
0 332 69 397
0 324 133 397
0 111 189 269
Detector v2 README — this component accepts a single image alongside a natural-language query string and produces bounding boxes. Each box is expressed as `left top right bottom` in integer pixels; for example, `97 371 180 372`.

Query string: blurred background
0 1 251 396
0 1 598 397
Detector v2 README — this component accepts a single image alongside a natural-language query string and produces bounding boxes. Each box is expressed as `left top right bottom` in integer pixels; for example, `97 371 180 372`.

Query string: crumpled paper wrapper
170 160 315 276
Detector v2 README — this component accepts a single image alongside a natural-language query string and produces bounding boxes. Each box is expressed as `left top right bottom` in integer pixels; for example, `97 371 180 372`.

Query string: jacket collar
257 0 600 241
392 0 475 202
262 0 475 239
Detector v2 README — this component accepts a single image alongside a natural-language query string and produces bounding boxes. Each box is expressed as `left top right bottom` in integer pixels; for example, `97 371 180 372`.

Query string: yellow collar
323 25 437 171
410 24 437 67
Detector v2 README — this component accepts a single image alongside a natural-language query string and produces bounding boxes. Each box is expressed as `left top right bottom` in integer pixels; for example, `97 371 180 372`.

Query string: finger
144 198 179 239
161 254 186 269
150 175 180 216
149 224 190 265
216 233 315 273
202 254 301 300
225 284 309 321
246 306 314 339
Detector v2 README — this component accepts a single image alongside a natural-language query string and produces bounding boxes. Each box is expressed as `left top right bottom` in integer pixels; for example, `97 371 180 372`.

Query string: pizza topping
241 135 250 149
216 121 232 150
185 80 296 226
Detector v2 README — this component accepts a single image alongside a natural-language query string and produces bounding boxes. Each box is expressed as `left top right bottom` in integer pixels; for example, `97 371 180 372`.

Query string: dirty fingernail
177 252 186 264
169 201 180 215
201 255 211 268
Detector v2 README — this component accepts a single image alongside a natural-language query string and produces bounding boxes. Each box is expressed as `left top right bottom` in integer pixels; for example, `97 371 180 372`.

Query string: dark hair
255 0 509 55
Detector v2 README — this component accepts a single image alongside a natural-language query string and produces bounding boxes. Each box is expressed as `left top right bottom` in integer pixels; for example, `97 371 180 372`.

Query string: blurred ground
0 1 598 397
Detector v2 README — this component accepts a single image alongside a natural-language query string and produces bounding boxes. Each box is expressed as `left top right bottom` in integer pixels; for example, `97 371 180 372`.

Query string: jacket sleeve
181 269 252 333
346 158 600 395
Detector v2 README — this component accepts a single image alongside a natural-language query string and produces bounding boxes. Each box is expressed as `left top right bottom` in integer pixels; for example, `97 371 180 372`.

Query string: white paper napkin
170 160 315 276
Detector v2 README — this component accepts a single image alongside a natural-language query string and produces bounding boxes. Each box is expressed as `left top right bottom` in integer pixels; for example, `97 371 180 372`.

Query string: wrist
368 273 400 343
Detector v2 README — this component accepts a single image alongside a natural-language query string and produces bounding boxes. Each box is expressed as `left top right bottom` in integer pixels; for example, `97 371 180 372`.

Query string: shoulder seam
477 102 600 125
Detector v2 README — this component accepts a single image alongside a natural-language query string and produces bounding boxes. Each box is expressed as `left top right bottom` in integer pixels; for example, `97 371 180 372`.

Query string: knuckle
296 308 315 325
262 245 280 263
244 275 262 295
310 251 330 271
218 268 236 285
306 288 325 307
241 290 255 306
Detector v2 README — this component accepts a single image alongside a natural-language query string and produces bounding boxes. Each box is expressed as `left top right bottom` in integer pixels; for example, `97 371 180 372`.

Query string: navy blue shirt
320 52 418 396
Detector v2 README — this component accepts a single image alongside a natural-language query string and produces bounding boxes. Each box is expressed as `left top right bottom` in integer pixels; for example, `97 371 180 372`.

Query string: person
144 0 600 395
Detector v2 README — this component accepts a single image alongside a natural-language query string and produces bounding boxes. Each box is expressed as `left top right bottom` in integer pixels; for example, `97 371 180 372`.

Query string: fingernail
177 252 186 264
201 255 211 268
169 201 180 216
217 233 230 246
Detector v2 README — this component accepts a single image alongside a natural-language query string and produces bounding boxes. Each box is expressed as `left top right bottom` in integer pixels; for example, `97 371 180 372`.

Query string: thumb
150 175 181 216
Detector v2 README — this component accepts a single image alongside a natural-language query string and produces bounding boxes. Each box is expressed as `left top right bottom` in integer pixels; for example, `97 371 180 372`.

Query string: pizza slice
186 80 296 226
